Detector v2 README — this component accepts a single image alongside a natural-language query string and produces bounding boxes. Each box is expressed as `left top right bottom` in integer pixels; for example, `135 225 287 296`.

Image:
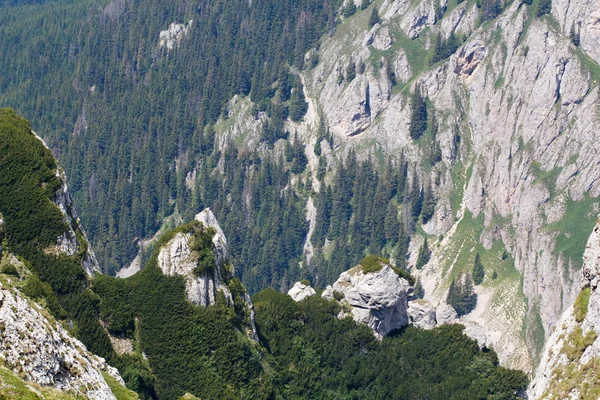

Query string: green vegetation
447 274 477 316
0 364 79 400
562 326 598 362
415 238 431 269
472 252 485 285
359 254 389 273
409 86 429 140
368 6 380 28
253 290 528 399
574 287 592 323
102 372 139 400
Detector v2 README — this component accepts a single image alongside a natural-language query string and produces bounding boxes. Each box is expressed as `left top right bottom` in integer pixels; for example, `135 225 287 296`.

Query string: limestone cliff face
33 133 99 276
529 218 600 399
0 278 123 400
157 208 258 340
210 0 600 371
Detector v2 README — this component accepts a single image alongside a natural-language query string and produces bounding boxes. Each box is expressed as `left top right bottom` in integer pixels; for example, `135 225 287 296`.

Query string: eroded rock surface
288 281 317 302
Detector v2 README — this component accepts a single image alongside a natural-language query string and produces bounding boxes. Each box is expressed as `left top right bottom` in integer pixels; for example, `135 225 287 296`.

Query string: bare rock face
435 303 458 325
157 209 233 307
159 21 193 51
0 283 123 400
324 264 411 338
463 322 488 349
288 282 317 302
529 218 600 399
407 299 437 330
157 208 259 340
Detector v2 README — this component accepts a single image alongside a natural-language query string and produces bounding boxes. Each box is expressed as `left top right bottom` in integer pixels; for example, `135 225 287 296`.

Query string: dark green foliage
478 0 503 22
409 87 428 140
431 32 462 65
570 26 581 46
472 252 485 285
447 274 477 317
343 1 357 17
1 263 18 276
368 6 380 28
346 58 356 82
360 0 371 10
289 134 308 174
0 109 112 361
0 0 341 274
289 82 309 122
421 184 437 224
414 278 425 299
415 237 431 269
359 254 389 273
253 290 528 399
501 249 508 260
536 0 552 17
93 224 270 399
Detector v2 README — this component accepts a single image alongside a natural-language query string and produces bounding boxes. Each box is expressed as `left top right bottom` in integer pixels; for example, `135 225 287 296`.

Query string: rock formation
529 218 600 399
407 299 437 330
322 263 411 338
0 280 123 399
288 281 317 302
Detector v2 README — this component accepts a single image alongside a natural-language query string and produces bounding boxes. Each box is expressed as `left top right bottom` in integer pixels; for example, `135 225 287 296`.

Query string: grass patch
529 161 562 198
0 365 79 399
574 46 600 86
102 372 139 400
562 326 597 362
574 287 591 323
547 196 598 268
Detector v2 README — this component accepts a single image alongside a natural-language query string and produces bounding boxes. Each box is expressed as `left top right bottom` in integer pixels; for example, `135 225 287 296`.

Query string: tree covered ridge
0 0 342 274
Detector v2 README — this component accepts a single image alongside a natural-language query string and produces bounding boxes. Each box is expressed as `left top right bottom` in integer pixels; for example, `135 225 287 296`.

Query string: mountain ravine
213 0 600 372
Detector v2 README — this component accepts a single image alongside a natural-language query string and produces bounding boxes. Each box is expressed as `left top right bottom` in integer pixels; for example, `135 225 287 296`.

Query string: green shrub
359 255 389 273
574 287 592 323
333 290 345 301
300 279 310 286
1 264 19 276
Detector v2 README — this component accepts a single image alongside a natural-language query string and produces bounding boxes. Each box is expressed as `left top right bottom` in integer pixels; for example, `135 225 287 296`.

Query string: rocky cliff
0 258 127 400
214 0 600 371
528 217 600 399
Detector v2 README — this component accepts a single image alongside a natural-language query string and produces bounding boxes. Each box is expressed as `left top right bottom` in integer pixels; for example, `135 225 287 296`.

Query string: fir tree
447 274 477 316
536 0 552 17
346 58 356 82
409 87 428 140
421 184 436 225
415 238 431 269
472 252 485 285
368 6 380 28
343 1 357 17
414 278 425 299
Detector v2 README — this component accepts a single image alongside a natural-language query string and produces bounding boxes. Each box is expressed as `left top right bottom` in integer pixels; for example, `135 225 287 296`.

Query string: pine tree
346 58 356 82
343 1 357 17
447 274 477 316
536 0 552 17
368 6 380 28
414 278 425 299
409 86 428 140
472 252 485 285
289 82 308 122
415 238 431 269
421 184 436 224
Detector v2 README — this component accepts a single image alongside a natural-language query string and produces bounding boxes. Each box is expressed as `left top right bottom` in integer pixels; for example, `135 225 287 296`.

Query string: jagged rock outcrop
0 282 123 400
288 281 316 302
32 133 99 276
323 263 411 338
529 219 600 399
157 208 233 307
157 208 258 340
407 299 437 330
159 20 193 51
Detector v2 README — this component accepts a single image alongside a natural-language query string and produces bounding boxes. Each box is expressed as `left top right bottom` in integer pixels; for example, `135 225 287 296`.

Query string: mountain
0 108 528 398
1 0 600 389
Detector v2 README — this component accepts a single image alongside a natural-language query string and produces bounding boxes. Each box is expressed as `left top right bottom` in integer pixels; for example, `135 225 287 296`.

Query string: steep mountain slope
528 218 600 398
215 0 600 371
0 109 531 399
2 0 600 378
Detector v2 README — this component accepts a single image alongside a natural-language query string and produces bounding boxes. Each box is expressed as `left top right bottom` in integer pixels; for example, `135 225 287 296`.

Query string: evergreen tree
368 6 380 28
346 58 356 82
415 238 431 269
384 202 400 245
537 0 552 17
289 82 309 122
414 278 425 299
343 1 357 17
421 184 436 224
447 274 477 316
409 87 428 140
472 252 485 285
570 25 581 46
478 0 502 22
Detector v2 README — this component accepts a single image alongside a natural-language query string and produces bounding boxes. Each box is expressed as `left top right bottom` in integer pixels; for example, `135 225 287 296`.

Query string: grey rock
436 303 458 325
288 282 317 302
0 282 123 399
463 322 488 349
328 264 411 338
407 299 437 330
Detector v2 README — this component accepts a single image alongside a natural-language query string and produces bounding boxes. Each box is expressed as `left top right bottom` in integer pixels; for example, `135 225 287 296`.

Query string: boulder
407 300 437 330
288 282 317 302
325 264 411 338
435 303 458 325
